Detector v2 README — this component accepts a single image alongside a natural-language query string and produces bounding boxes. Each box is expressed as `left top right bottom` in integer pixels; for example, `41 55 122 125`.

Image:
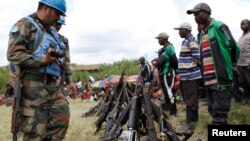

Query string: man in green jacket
187 3 239 125
152 32 178 116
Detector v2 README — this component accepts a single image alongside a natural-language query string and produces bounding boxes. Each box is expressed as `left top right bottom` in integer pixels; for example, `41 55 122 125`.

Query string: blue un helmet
39 0 67 16
57 15 66 25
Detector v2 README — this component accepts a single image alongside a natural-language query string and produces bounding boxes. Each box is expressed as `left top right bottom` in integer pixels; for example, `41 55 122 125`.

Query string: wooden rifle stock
11 65 22 141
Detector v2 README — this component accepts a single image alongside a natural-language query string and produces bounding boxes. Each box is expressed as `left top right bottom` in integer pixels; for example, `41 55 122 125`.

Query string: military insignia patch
10 25 19 33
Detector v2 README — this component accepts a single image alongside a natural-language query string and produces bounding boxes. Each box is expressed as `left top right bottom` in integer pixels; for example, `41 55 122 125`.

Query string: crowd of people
137 2 249 137
2 0 250 140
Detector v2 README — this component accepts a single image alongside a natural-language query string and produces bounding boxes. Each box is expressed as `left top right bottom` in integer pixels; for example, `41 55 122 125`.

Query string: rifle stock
11 65 22 141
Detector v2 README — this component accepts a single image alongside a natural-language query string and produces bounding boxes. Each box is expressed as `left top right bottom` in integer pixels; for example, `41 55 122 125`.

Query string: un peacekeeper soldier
52 16 76 98
7 0 77 140
52 16 70 68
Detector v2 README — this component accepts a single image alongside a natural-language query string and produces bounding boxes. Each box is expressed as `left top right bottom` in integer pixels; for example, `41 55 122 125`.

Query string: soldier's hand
194 60 201 65
41 49 56 65
233 65 239 75
68 81 78 100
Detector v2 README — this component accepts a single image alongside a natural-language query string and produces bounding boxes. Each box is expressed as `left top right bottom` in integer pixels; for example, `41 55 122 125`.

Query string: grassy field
0 98 249 141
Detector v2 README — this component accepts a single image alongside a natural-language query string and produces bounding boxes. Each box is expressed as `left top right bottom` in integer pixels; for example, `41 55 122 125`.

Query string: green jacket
157 43 178 76
199 18 240 89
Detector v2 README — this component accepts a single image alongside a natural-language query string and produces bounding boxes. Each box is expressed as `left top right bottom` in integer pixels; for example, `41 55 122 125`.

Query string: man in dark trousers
174 22 202 133
237 19 250 103
139 56 151 84
152 32 178 116
187 3 240 125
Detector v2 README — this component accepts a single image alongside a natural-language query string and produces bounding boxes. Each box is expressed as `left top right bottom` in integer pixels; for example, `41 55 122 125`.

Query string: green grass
0 104 12 141
0 99 249 141
228 101 250 124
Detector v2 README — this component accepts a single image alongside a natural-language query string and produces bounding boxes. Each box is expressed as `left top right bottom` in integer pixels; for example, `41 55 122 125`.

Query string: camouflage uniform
59 34 72 84
7 14 70 141
60 35 70 65
58 34 73 97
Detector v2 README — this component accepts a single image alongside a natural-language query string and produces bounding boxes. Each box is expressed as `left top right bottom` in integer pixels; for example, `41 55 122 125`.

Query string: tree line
0 59 141 92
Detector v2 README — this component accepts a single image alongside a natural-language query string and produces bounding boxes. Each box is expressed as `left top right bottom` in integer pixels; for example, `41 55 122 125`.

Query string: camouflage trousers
20 79 70 141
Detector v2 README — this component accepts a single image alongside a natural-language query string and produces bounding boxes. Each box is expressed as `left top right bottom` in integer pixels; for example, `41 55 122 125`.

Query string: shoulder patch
10 25 19 33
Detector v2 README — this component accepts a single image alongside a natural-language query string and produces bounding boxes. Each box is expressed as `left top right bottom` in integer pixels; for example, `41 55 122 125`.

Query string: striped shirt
201 34 217 85
178 34 202 80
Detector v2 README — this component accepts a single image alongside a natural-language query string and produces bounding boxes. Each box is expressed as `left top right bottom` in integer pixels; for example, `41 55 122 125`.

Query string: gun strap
13 65 21 79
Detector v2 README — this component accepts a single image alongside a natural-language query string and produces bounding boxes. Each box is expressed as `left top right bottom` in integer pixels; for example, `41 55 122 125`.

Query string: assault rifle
104 97 135 141
159 100 180 141
102 88 124 140
95 68 127 135
81 100 102 118
94 95 112 133
11 65 23 141
115 82 158 141
120 94 139 141
102 68 127 141
142 83 158 141
160 117 180 141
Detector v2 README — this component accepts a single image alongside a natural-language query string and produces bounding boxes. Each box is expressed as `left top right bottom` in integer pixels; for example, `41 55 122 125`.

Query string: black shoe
235 98 242 103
